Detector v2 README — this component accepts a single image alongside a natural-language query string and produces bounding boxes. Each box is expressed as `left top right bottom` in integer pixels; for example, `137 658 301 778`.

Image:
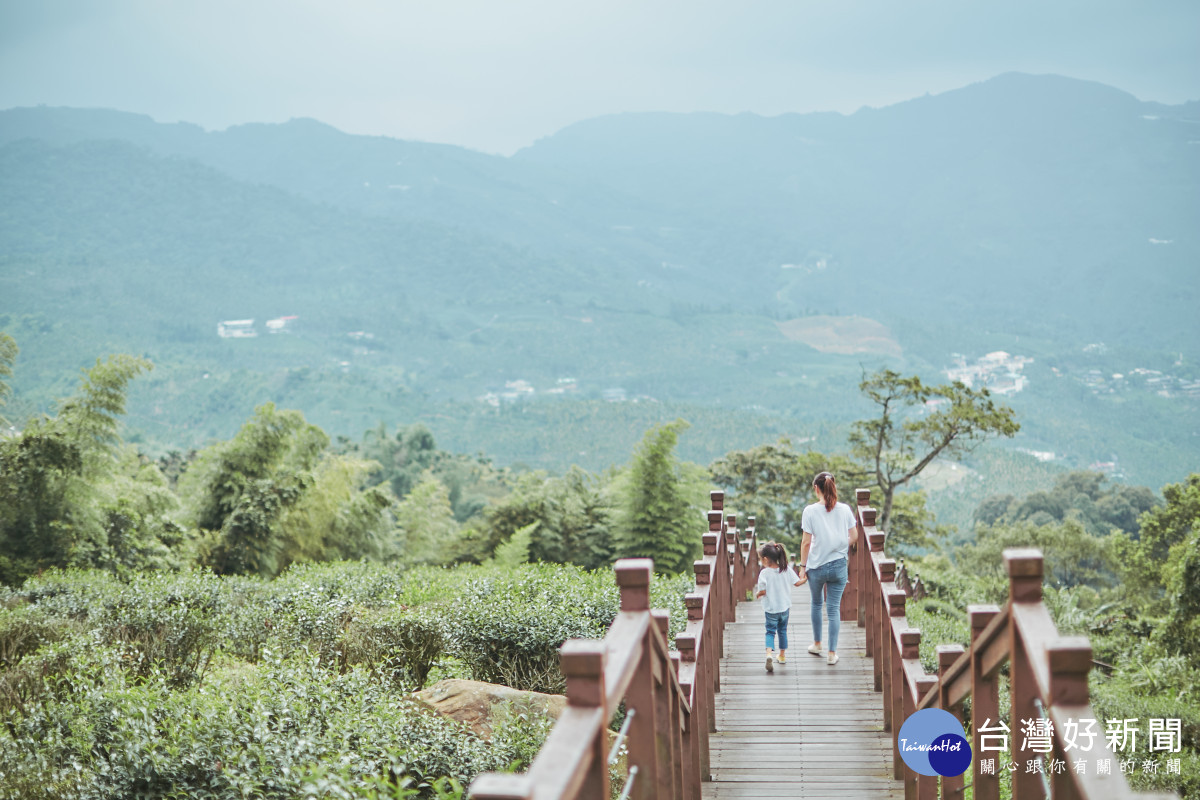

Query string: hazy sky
2 0 1197 155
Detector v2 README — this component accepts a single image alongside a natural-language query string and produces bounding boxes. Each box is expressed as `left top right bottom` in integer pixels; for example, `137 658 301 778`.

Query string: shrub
342 607 445 687
0 649 526 800
437 563 689 694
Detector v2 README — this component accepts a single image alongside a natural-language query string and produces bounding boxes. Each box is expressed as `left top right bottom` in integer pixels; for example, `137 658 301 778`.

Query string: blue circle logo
897 709 972 777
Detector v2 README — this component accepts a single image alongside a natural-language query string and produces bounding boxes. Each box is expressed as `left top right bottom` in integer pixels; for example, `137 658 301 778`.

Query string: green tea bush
0 604 75 669
342 607 445 688
436 563 689 694
0 648 523 800
1091 659 1200 798
6 569 225 687
93 571 226 686
0 560 696 798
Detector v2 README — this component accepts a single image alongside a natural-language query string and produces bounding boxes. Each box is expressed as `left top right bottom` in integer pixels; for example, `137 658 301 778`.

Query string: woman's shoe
827 652 839 666
807 644 822 656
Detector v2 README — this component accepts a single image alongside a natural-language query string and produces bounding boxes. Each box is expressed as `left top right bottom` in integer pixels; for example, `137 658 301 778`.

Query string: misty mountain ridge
1 72 1196 485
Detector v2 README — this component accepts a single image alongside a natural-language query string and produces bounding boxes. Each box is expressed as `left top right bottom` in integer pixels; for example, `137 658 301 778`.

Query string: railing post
900 627 921 799
936 644 967 800
1047 637 1092 800
1005 549 1043 800
651 610 680 800
842 498 864 622
879 559 897 703
560 640 610 800
702 533 724 661
915 676 940 800
676 631 709 784
857 498 875 628
688 563 717 741
968 604 1002 800
886 588 907 779
616 559 658 800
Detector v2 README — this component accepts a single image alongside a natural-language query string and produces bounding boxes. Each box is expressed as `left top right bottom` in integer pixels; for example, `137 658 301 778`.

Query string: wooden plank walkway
702 579 902 799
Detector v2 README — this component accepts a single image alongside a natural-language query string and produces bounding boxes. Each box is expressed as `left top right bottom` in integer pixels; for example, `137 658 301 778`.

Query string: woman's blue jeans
764 610 789 651
807 557 848 651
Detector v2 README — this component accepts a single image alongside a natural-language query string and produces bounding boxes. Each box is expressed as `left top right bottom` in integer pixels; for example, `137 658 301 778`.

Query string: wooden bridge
469 490 1179 800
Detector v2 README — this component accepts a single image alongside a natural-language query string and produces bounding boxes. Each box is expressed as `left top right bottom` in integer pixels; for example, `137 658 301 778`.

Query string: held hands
755 589 766 599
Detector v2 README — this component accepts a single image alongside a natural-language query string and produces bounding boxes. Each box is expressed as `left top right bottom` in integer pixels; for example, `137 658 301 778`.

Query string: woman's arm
800 531 812 572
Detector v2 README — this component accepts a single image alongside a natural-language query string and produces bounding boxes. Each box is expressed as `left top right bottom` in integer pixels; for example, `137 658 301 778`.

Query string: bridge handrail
469 491 758 800
851 487 1180 800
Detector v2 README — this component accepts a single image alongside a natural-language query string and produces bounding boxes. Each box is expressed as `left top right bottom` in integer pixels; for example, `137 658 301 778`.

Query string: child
754 541 805 673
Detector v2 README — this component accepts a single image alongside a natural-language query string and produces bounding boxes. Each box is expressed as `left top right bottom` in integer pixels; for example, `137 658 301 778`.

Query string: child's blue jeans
764 609 790 650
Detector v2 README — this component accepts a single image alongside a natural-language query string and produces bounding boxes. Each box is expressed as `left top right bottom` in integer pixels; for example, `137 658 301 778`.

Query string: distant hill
515 73 1199 347
1 73 1197 489
6 74 1196 348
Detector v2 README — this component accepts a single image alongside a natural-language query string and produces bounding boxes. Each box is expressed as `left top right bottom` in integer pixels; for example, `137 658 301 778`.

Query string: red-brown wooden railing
851 488 1180 800
469 491 758 800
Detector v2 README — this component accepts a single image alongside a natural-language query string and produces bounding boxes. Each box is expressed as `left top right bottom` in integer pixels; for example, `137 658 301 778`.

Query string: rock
413 678 566 740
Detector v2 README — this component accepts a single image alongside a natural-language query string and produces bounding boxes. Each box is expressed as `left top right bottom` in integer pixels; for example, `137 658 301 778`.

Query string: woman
798 471 858 665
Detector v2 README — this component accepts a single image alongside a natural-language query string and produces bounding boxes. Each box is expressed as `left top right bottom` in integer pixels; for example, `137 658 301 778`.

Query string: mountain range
1 72 1196 487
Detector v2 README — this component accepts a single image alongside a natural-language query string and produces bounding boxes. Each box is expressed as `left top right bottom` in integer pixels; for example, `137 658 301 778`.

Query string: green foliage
885 491 952 556
395 474 459 565
278 454 395 565
906 472 1200 798
339 423 510 524
1112 473 1200 617
1161 526 1200 661
954 518 1119 589
0 558 695 798
481 467 615 569
491 521 538 568
849 368 1019 532
973 470 1160 537
182 402 325 533
0 331 14 427
437 563 689 694
708 439 868 550
182 403 396 578
0 646 511 800
0 352 167 585
612 420 707 575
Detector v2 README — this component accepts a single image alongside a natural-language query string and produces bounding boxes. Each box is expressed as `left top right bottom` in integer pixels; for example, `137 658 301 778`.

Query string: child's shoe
765 654 774 673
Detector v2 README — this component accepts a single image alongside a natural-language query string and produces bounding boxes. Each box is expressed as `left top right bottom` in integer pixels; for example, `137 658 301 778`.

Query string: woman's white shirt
801 501 856 570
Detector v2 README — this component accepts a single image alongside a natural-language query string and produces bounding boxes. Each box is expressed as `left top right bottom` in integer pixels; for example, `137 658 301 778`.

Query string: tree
886 490 951 556
849 369 1019 532
612 420 707 575
276 454 395 565
0 352 156 584
954 518 1118 589
182 403 393 577
709 439 867 551
345 422 508 523
1112 473 1200 616
0 332 16 428
394 473 459 564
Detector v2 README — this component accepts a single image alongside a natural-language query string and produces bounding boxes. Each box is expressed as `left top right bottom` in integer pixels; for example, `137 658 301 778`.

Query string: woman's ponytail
813 471 838 512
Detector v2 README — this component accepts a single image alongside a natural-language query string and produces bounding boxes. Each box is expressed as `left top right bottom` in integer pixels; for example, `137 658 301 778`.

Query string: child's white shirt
756 565 801 614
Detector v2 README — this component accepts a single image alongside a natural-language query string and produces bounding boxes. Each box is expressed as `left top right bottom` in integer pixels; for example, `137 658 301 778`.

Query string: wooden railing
851 488 1180 800
469 491 758 800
